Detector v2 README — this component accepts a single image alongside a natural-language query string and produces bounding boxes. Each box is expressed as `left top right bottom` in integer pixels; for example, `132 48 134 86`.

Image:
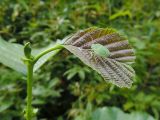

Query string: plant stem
26 62 33 120
24 43 64 120
33 44 63 64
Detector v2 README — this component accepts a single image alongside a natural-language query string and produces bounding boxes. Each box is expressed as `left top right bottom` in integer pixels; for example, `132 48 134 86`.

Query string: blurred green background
0 0 160 120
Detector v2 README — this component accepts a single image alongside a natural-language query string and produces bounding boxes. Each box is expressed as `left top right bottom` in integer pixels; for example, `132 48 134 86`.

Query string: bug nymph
89 43 111 63
91 43 110 58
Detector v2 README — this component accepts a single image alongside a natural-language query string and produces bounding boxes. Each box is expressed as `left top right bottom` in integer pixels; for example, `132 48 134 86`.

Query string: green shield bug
91 43 110 58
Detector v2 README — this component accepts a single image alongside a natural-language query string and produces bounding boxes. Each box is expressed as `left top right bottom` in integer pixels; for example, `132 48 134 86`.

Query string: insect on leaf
63 27 136 88
91 44 110 57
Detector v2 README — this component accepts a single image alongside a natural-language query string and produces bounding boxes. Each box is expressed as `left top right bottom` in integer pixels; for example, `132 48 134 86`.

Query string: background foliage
0 0 160 120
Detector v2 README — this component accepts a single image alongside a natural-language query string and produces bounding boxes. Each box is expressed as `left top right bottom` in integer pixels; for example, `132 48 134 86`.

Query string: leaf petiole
33 44 64 64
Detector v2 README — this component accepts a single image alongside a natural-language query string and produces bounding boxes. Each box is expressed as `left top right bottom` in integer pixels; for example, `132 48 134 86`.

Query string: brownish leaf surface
63 28 135 88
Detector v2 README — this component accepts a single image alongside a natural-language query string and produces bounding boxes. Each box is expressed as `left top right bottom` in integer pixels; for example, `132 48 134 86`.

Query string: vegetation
0 0 160 120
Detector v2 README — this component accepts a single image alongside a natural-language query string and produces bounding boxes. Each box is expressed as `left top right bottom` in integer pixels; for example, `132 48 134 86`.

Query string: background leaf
92 107 155 120
0 37 60 74
0 37 26 74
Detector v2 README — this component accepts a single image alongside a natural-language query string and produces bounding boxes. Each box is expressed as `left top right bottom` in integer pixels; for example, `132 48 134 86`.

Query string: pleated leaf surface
63 27 135 88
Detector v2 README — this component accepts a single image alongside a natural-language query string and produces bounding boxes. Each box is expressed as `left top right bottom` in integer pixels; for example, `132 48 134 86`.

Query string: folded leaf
63 27 136 88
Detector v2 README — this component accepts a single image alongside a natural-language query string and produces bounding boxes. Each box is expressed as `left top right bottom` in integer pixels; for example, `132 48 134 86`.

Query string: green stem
33 44 63 64
26 62 33 120
24 43 64 120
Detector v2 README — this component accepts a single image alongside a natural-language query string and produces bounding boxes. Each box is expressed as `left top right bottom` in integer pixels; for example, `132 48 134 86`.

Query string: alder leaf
63 27 136 88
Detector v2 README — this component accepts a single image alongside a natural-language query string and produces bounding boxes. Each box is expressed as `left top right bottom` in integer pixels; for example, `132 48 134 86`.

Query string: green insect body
91 44 110 57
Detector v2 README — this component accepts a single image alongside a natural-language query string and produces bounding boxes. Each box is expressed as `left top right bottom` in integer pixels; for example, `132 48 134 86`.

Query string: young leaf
63 27 136 88
24 42 32 59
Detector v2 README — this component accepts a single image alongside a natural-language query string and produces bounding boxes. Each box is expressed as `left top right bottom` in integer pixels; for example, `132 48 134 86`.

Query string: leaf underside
63 27 136 88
